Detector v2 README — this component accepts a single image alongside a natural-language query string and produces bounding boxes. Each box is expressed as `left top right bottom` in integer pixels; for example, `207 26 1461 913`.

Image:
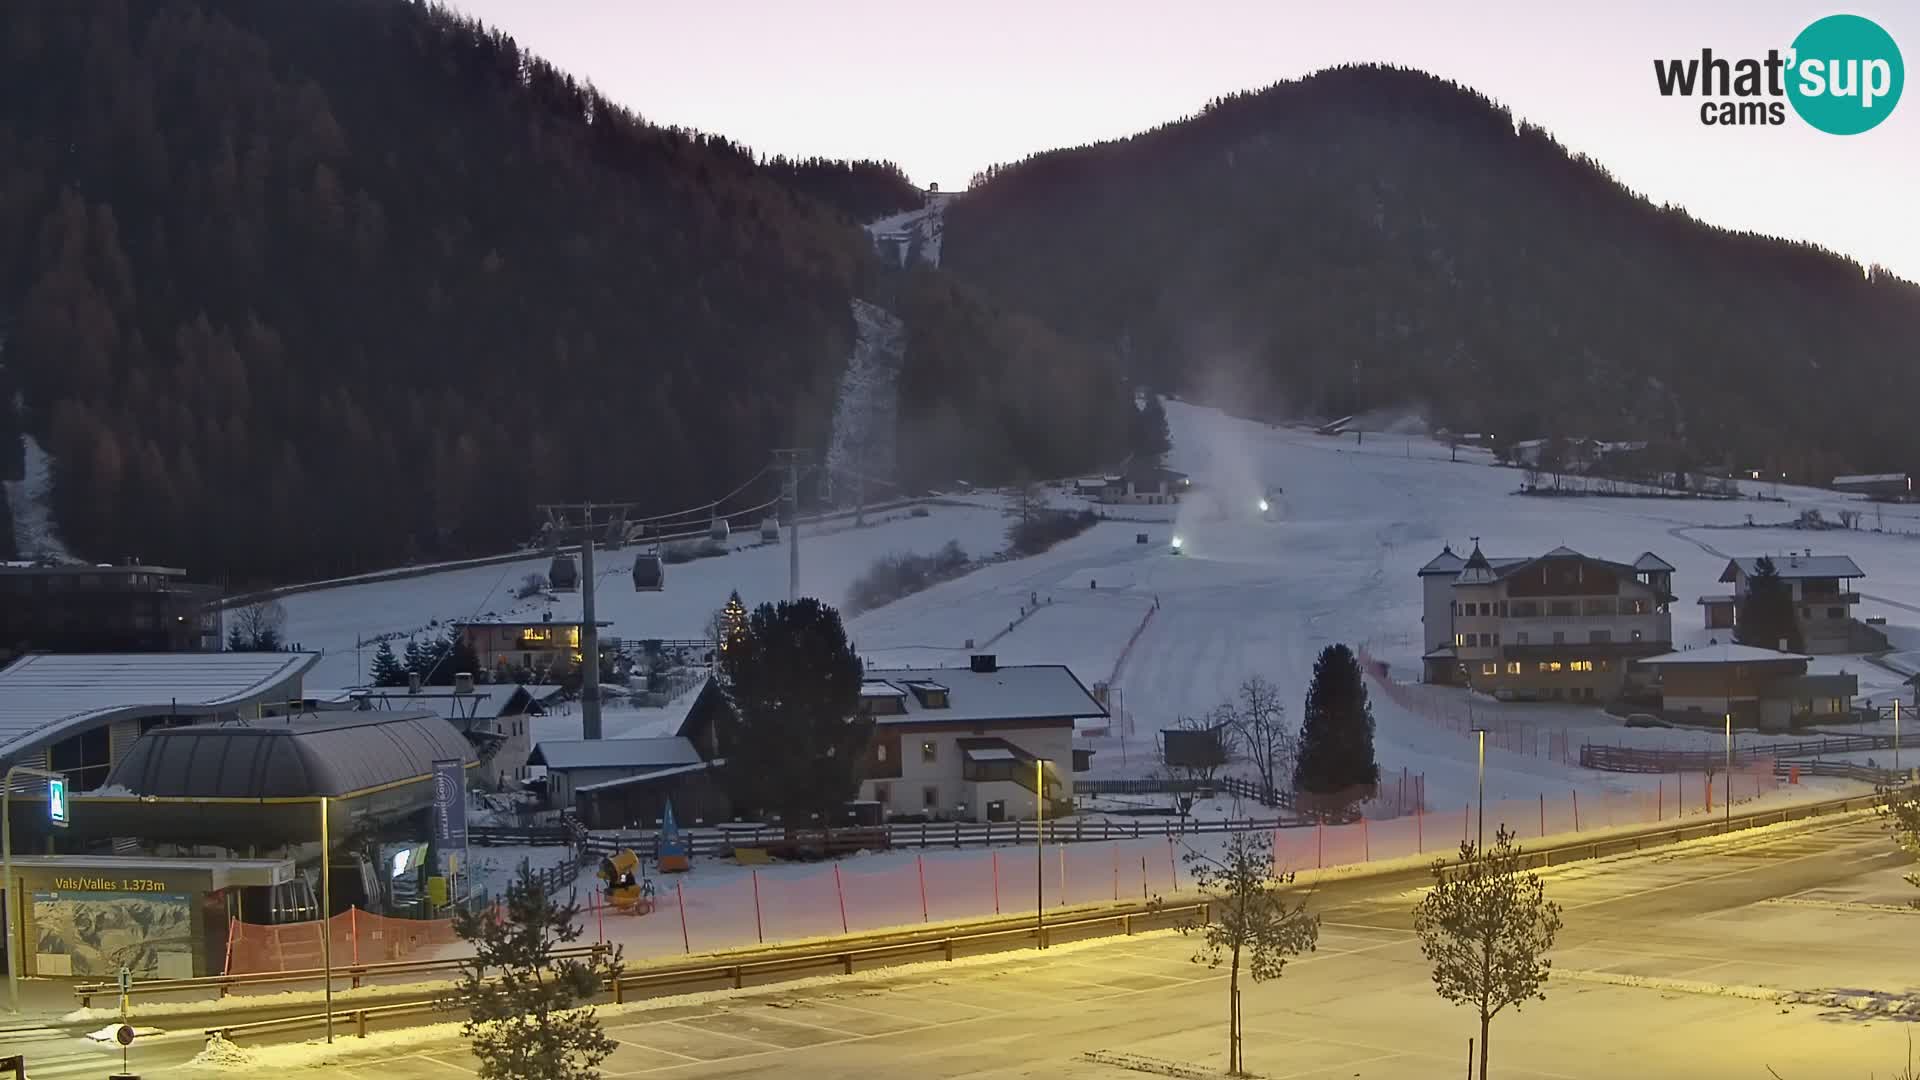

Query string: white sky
448 0 1919 280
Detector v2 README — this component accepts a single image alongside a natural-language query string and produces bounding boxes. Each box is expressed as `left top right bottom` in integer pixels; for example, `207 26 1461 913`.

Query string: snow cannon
597 849 656 914
1170 535 1184 555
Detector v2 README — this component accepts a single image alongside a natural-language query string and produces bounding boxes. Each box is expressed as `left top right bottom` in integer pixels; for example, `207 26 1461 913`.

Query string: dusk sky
450 1 1917 280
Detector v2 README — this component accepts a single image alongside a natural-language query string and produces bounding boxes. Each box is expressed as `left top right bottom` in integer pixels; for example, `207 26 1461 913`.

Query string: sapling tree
1879 785 1920 906
1230 675 1294 805
1179 830 1320 1076
1411 826 1563 1080
448 861 622 1080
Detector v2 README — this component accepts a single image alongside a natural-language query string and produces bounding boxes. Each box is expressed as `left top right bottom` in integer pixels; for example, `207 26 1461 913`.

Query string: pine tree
1293 643 1379 811
718 590 748 656
1132 392 1173 462
438 625 483 685
369 640 406 687
226 624 247 652
402 638 424 679
448 861 621 1080
1735 556 1802 652
716 598 868 829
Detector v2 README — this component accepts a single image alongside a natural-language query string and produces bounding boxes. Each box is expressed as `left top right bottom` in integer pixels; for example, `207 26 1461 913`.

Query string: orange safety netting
225 906 466 976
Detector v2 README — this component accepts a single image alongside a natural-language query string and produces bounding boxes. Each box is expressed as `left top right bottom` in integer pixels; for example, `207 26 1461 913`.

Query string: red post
833 864 849 933
1057 846 1066 906
1658 779 1663 821
1141 856 1148 900
991 850 1001 913
676 880 691 954
752 869 764 943
1362 816 1370 861
1111 843 1119 901
1539 793 1545 838
917 855 929 922
1416 800 1423 853
1168 837 1179 892
1572 790 1580 831
1316 820 1324 868
351 906 359 966
594 891 604 945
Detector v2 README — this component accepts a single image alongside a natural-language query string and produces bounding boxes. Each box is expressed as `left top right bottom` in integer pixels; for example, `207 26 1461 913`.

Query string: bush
516 573 548 598
910 505 930 517
847 541 969 613
1006 508 1098 556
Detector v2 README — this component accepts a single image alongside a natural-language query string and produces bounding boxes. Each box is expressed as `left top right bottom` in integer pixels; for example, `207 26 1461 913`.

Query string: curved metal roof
103 710 475 799
0 651 320 763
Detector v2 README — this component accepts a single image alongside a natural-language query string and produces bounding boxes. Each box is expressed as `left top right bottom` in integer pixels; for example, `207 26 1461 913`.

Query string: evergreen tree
1293 643 1379 809
369 639 406 687
402 638 425 680
1735 556 1803 652
427 626 483 685
1131 393 1173 463
716 598 868 829
718 590 748 657
448 861 621 1080
226 624 247 652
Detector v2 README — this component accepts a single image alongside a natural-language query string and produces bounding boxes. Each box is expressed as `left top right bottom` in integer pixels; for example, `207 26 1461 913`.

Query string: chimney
454 672 474 695
970 654 998 673
407 671 422 694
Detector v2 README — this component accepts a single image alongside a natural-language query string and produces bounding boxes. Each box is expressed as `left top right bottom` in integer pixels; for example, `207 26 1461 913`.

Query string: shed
529 736 703 806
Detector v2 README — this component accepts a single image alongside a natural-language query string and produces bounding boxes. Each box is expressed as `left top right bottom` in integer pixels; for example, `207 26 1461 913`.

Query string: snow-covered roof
1637 644 1811 666
1720 556 1865 582
1633 552 1676 573
574 759 715 793
860 680 907 698
1696 595 1736 605
1417 548 1466 576
528 736 702 772
348 682 563 721
1833 473 1906 486
0 651 321 764
861 664 1105 726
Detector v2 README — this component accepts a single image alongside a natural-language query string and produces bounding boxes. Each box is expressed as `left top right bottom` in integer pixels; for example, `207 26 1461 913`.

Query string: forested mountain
942 66 1920 481
0 0 1127 583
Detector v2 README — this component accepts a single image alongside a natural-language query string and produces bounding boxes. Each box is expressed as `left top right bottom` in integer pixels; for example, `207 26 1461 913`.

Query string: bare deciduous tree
1231 676 1294 805
1880 786 1920 906
1179 830 1319 1076
233 599 287 651
1159 709 1240 816
1412 825 1563 1080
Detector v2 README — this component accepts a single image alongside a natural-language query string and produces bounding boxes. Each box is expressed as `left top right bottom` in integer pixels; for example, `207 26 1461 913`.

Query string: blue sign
431 759 467 853
48 777 68 827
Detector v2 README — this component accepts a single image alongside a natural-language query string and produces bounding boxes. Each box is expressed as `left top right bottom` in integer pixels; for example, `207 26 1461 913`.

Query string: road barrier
74 945 611 1008
203 899 1211 1045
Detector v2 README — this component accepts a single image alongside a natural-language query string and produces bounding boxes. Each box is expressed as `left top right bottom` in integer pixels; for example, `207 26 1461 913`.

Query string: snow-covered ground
281 399 1920 815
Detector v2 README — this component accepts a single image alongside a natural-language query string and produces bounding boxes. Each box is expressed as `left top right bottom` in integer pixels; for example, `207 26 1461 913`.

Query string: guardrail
1580 733 1899 773
469 824 573 846
75 944 611 1008
576 814 1308 858
195 782 1906 1047
204 899 1209 1044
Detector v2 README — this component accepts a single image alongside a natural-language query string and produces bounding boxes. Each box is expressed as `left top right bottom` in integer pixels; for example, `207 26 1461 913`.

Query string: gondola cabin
548 552 579 591
709 517 731 542
632 550 665 591
760 517 780 542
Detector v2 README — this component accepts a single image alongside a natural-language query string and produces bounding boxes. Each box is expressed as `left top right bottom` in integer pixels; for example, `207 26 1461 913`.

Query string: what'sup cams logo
1654 14 1903 133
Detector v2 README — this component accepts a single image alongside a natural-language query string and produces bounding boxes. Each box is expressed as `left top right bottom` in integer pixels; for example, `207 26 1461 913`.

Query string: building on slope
0 561 223 663
1419 543 1674 701
1715 553 1880 654
1635 643 1859 731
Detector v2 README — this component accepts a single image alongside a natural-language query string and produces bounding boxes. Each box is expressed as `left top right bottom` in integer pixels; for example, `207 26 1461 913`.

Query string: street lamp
1471 728 1487 851
1724 713 1733 831
321 795 334 1043
4 764 68 1012
1035 758 1046 949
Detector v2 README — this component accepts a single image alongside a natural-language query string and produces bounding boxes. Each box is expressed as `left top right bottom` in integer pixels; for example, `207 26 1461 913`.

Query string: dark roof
1634 552 1676 573
103 710 475 799
529 736 702 771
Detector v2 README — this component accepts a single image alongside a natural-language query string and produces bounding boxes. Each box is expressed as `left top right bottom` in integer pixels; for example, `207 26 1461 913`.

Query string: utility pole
580 500 600 740
773 449 810 602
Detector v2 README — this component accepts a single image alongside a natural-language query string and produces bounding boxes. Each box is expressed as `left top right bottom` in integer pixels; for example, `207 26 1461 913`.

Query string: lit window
1505 661 1521 675
921 740 937 763
1480 662 1497 676
877 744 888 762
1454 633 1466 647
1569 660 1594 672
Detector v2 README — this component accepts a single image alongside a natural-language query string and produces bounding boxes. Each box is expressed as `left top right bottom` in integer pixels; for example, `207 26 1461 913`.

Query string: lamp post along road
4 765 67 1012
1725 713 1733 830
321 795 334 1043
1472 728 1487 851
1035 759 1046 949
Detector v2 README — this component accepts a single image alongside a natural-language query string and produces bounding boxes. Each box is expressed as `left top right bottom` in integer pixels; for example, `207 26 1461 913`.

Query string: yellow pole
1035 759 1045 949
1475 730 1486 852
1724 714 1733 830
321 796 334 1043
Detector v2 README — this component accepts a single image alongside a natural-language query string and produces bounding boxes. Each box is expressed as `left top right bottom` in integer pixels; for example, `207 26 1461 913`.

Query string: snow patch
823 299 906 507
5 433 74 561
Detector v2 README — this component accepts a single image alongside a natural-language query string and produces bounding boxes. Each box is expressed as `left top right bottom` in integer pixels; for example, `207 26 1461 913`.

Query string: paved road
18 813 1915 1078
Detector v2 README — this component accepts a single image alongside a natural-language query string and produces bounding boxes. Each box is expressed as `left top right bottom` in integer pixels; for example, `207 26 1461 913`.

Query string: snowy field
279 400 1920 814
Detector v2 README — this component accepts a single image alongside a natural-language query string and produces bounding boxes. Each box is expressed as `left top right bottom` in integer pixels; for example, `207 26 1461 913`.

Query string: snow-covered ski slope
281 399 1920 807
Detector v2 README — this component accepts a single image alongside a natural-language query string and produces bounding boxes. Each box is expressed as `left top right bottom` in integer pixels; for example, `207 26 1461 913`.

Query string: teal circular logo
1787 14 1904 134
